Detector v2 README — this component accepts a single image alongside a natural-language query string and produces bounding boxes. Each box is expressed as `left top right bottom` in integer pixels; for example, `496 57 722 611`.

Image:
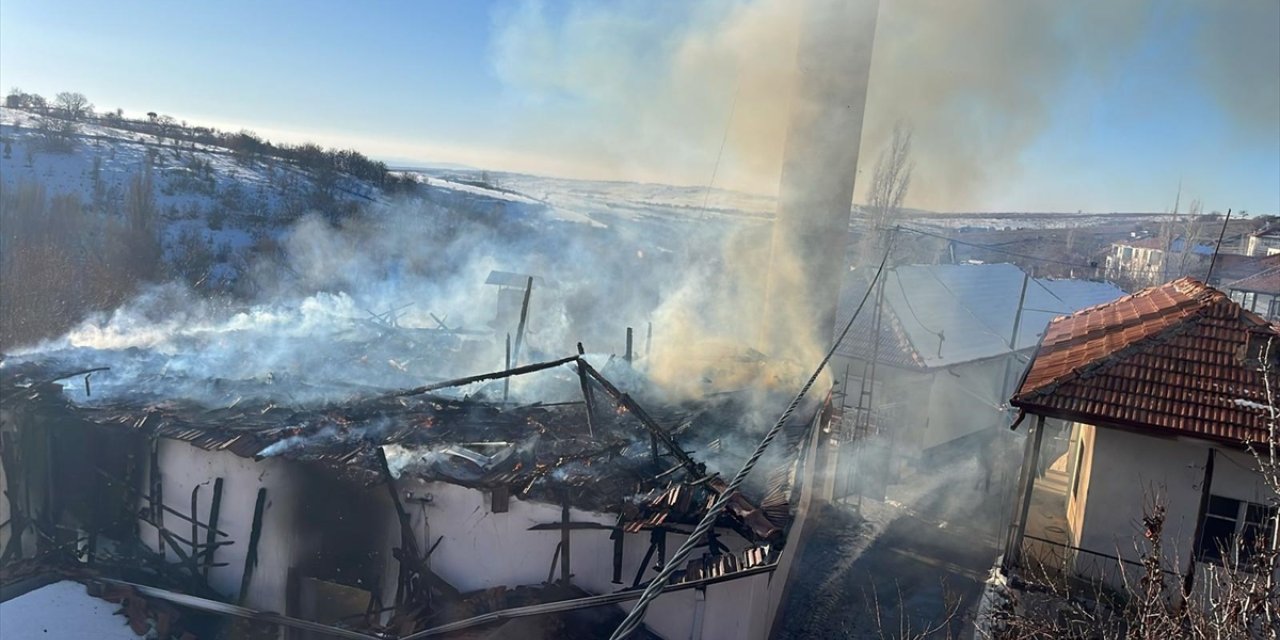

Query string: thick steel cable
609 233 897 639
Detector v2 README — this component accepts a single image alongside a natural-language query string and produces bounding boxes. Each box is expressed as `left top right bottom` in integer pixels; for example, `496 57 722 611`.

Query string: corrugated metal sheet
1012 277 1275 445
835 263 1124 369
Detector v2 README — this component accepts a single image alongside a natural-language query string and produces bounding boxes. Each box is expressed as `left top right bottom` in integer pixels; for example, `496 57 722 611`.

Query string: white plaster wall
1073 428 1279 594
382 477 778 640
1075 427 1206 582
140 441 315 613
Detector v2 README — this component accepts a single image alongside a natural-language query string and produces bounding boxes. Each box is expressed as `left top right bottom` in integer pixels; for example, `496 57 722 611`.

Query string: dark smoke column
762 0 879 358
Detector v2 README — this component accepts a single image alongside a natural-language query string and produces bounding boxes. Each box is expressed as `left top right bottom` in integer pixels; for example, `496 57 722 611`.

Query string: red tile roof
1012 278 1278 446
1228 266 1280 295
1208 253 1280 284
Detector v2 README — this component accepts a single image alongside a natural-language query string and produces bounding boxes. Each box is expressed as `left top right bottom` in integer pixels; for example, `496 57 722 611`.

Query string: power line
609 232 898 639
895 225 1102 271
892 269 944 341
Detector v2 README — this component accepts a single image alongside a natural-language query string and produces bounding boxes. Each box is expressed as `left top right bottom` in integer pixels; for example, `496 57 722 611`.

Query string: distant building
1226 266 1280 321
1104 237 1214 287
830 263 1124 494
1245 225 1280 257
1006 278 1278 596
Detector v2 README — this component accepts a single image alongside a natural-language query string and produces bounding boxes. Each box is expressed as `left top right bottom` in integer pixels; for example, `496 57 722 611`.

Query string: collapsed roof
1 350 816 546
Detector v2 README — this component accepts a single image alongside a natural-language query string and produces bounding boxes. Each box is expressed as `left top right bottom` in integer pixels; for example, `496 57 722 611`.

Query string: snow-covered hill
0 107 385 287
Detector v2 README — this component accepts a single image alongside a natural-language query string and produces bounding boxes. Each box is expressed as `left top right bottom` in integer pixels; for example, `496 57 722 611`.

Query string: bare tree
868 123 914 232
860 123 914 263
53 91 92 120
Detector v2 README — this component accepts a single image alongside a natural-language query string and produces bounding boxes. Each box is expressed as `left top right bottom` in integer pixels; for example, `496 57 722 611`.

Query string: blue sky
1 0 1277 214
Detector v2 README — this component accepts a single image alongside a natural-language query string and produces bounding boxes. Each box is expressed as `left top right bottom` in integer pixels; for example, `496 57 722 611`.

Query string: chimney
762 0 880 357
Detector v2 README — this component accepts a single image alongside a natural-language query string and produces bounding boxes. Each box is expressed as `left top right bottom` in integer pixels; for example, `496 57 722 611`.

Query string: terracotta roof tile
1228 266 1280 295
1012 277 1277 445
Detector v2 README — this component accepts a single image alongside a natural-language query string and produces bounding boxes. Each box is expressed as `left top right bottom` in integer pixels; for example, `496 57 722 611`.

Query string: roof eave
1009 400 1257 450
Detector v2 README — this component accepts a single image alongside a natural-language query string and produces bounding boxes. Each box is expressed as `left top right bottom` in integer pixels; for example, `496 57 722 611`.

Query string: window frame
1195 494 1278 566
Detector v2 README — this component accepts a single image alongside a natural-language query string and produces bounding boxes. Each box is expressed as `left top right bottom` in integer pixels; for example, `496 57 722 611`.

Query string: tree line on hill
4 88 417 192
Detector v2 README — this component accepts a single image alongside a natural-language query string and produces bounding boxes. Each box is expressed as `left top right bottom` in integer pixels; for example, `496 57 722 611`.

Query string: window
1195 495 1277 565
1242 291 1257 310
1269 298 1280 321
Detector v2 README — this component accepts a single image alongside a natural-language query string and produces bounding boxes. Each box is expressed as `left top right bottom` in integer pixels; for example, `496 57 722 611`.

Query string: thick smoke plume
491 0 1280 211
11 192 799 406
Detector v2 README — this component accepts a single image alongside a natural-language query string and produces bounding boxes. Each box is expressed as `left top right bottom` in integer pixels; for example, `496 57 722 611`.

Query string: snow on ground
0 106 379 287
0 580 140 640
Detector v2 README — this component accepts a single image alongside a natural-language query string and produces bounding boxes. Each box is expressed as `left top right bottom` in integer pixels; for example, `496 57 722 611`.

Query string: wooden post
202 478 223 578
190 485 200 572
576 343 596 438
559 498 571 584
511 277 534 366
625 327 633 364
611 513 625 584
646 322 653 358
1004 415 1045 569
237 488 267 606
503 333 512 403
150 439 164 555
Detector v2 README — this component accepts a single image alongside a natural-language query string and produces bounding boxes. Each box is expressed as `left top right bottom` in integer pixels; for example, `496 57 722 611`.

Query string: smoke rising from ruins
491 0 1280 212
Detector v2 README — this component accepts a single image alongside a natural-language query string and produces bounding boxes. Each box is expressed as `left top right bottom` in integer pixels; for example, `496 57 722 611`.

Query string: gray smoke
489 0 1280 211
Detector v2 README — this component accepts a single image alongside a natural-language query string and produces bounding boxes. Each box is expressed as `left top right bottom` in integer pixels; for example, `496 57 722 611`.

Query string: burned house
0 341 822 639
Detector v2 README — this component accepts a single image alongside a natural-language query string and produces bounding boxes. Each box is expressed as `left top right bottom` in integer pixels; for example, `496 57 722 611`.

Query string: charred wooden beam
625 327 633 363
632 541 657 588
189 485 200 573
237 488 267 606
92 467 229 536
575 343 597 438
491 485 509 513
611 513 625 585
202 478 223 579
545 542 563 585
387 355 579 399
377 448 461 606
577 360 704 478
559 498 571 584
511 276 534 366
503 334 512 403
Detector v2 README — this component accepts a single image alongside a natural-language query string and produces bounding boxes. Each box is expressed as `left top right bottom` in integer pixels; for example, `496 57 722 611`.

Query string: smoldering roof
1 353 819 546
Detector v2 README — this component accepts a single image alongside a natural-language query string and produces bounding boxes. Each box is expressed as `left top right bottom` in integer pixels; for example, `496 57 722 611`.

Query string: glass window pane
1197 517 1236 562
1208 495 1241 518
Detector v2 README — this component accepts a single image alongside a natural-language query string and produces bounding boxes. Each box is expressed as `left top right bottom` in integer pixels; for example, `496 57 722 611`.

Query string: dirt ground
775 461 1004 639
